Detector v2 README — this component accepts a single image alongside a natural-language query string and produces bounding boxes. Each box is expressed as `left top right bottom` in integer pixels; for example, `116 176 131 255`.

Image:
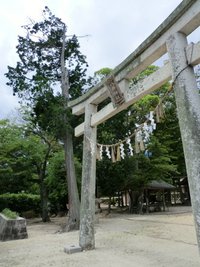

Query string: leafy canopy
5 6 89 139
6 6 88 101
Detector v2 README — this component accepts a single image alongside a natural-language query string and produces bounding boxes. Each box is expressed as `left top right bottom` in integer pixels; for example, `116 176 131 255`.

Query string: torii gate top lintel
69 0 199 121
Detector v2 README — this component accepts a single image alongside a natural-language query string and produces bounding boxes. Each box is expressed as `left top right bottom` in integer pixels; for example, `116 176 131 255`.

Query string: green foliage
131 65 159 84
46 150 67 213
0 119 57 222
147 135 178 181
96 65 184 201
153 91 186 177
0 119 57 195
95 67 112 77
5 6 89 139
32 93 71 138
97 155 153 197
46 151 82 213
5 7 88 100
0 193 40 214
126 94 160 132
97 159 124 197
1 208 19 219
94 67 112 84
5 7 89 224
0 120 38 194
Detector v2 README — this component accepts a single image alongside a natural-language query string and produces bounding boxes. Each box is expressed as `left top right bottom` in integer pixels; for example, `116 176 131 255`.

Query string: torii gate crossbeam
68 0 200 253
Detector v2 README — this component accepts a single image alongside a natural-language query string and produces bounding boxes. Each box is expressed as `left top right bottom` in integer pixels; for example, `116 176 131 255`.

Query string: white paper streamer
150 118 156 130
120 143 125 159
143 122 148 131
100 145 103 160
126 138 133 156
149 111 154 120
105 146 111 159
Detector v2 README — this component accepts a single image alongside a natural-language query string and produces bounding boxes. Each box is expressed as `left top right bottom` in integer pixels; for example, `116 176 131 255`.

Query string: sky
0 0 192 119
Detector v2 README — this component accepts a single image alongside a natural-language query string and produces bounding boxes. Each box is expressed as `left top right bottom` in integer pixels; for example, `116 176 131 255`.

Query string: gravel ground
0 206 200 267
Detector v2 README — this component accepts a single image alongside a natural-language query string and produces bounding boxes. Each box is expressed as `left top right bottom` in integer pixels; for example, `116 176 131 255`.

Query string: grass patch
1 208 19 219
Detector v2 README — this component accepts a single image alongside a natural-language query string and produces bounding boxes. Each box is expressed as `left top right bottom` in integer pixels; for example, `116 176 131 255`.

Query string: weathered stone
0 213 28 241
79 104 97 250
167 32 200 253
64 245 82 254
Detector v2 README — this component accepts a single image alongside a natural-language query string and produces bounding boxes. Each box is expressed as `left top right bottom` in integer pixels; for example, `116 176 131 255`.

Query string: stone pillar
79 103 97 250
167 32 200 252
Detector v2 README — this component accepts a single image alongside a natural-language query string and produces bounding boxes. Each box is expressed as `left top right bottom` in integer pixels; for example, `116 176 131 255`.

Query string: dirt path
0 206 200 267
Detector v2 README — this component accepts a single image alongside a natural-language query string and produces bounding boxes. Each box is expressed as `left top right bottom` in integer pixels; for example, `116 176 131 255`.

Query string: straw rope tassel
159 103 165 119
96 146 101 161
111 146 116 163
156 103 165 123
156 106 160 123
135 133 140 154
116 145 121 161
140 139 145 151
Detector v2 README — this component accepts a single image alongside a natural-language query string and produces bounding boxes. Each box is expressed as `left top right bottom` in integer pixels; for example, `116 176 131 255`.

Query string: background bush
0 193 40 215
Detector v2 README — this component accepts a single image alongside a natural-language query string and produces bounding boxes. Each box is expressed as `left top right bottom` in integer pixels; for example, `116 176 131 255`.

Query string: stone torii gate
68 0 200 252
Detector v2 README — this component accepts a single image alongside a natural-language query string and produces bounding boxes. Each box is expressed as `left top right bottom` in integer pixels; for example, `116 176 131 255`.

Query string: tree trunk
117 192 120 207
64 131 80 231
36 149 51 223
138 192 144 215
129 190 141 214
61 27 80 231
145 189 149 214
40 174 50 222
128 190 138 213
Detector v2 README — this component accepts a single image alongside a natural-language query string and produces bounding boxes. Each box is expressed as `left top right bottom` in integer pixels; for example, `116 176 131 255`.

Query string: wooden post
79 103 97 250
167 32 200 252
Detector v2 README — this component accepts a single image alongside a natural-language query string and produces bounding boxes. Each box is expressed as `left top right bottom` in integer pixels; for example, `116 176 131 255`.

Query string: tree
0 120 36 194
0 119 60 221
25 125 57 222
5 7 89 229
47 150 82 216
96 159 124 212
93 67 113 84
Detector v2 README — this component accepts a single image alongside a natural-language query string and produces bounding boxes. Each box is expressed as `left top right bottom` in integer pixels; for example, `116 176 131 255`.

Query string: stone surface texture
0 213 28 241
64 245 82 254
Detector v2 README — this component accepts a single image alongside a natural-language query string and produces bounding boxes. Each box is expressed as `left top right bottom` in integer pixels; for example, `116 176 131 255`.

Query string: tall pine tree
5 7 89 229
